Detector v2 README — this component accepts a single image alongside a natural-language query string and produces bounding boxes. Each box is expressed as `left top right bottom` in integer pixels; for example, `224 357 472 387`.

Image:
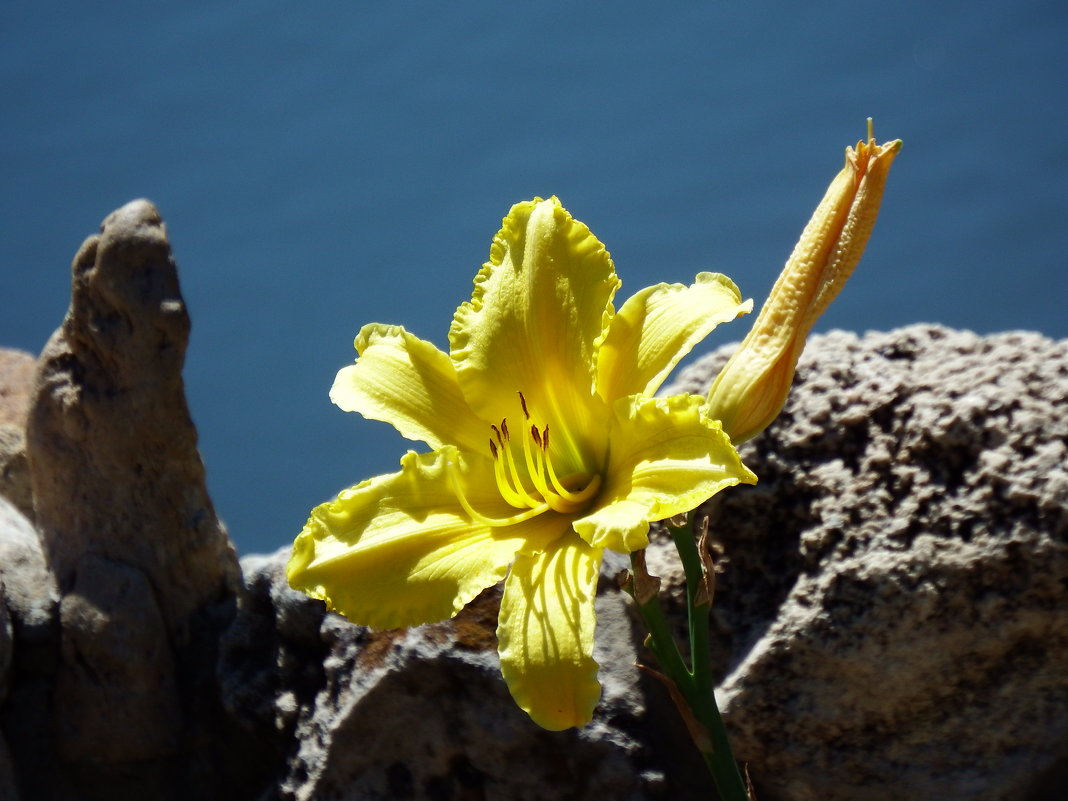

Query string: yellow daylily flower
288 196 756 730
707 120 902 443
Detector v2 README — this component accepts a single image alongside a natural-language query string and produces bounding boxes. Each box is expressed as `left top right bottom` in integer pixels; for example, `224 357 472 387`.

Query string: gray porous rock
661 324 1068 801
0 495 56 699
0 734 16 801
0 578 11 801
0 348 36 520
0 426 30 523
0 493 52 801
0 584 9 709
0 350 35 427
224 548 710 801
13 200 250 800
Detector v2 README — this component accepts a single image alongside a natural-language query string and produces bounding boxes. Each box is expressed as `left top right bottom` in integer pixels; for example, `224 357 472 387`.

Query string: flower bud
706 120 902 443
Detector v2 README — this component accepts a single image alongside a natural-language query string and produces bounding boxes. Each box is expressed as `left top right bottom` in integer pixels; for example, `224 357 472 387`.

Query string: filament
446 457 548 527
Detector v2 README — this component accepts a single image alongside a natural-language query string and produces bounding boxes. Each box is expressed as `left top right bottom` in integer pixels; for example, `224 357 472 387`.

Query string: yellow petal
449 197 620 472
497 533 602 730
596 272 753 402
707 122 901 444
287 447 570 629
574 394 756 553
330 323 488 453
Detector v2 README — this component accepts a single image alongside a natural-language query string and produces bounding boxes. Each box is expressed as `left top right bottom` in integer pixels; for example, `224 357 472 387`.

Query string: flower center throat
447 392 601 526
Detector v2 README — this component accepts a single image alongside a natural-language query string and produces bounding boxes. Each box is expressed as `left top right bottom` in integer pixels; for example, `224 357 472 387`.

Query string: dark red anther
501 419 510 440
489 439 499 459
519 391 530 420
531 425 542 448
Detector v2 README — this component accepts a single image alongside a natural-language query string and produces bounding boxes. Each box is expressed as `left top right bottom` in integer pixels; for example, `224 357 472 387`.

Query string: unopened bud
707 120 902 443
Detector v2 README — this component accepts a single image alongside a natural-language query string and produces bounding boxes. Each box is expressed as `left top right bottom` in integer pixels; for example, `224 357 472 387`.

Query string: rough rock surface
0 350 35 427
0 495 55 697
0 349 36 519
664 325 1068 801
12 200 252 800
222 548 708 801
0 495 51 801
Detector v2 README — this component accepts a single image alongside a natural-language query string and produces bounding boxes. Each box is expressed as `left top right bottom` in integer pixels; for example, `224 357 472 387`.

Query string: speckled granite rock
662 325 1068 801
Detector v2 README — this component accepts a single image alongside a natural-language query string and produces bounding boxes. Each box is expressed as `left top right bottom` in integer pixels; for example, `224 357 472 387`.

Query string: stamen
493 455 533 509
531 420 600 514
544 447 591 502
520 420 551 498
478 394 604 518
501 433 540 508
543 473 603 514
445 457 549 527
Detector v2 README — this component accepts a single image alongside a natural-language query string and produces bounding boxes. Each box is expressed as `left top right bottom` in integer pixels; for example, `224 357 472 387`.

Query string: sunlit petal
497 534 602 731
287 447 569 629
330 323 488 453
449 197 620 471
597 272 752 401
574 394 757 553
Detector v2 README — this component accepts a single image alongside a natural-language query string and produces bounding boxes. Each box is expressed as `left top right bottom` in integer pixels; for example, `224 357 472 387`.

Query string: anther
491 424 503 446
531 425 542 448
542 426 550 451
489 439 498 460
501 419 510 440
519 392 530 420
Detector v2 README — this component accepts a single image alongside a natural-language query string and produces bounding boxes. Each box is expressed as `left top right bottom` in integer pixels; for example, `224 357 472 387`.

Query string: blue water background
3 1 1066 555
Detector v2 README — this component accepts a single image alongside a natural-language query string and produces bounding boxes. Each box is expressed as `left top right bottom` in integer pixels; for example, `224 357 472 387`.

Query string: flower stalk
627 510 748 801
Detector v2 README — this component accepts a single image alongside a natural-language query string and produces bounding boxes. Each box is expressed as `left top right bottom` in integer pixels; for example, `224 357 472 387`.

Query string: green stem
666 513 748 801
628 553 690 682
626 512 748 800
